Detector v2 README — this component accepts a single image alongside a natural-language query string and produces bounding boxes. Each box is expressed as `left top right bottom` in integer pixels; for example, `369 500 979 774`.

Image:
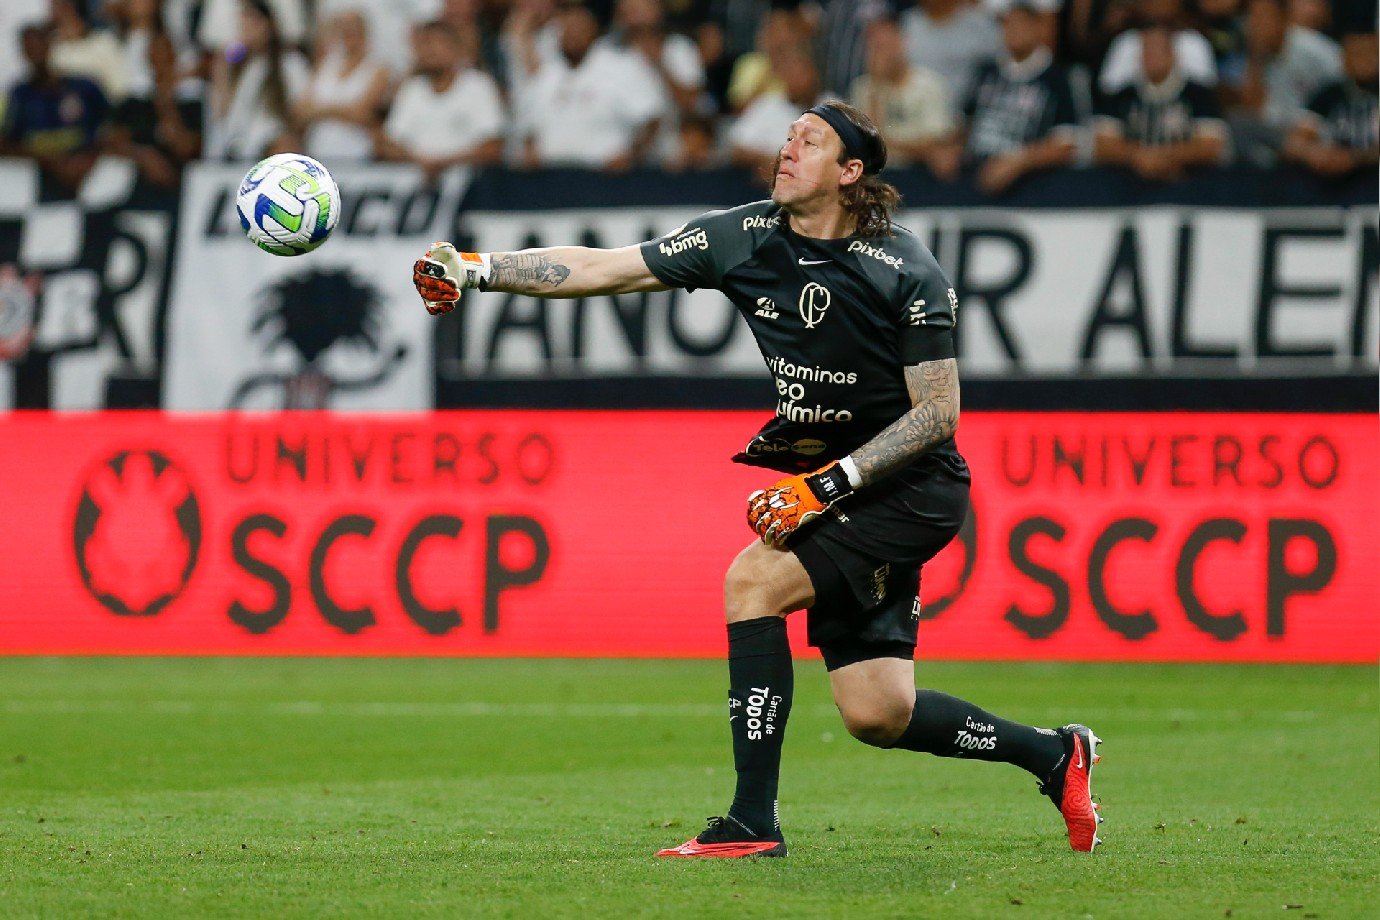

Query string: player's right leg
656 541 814 859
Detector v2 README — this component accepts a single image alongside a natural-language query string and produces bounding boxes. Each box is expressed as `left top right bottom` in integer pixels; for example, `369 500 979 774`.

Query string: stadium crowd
0 0 1375 195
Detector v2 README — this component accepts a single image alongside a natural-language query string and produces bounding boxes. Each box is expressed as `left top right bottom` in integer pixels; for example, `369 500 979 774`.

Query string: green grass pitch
1 658 1374 918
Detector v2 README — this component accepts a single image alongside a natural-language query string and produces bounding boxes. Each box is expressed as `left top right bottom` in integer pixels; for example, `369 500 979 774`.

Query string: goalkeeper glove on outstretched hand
746 460 859 546
413 242 491 315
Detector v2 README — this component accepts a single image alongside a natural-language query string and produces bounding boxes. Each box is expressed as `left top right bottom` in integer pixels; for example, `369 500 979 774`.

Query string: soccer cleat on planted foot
656 815 787 858
1038 724 1103 852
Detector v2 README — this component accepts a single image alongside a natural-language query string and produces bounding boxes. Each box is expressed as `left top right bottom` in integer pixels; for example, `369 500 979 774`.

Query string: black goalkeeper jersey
640 200 966 479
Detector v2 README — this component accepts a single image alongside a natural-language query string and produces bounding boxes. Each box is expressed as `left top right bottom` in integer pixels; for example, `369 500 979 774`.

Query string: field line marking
0 700 1324 722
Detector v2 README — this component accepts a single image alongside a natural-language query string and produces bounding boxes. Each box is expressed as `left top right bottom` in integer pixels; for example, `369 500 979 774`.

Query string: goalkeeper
413 101 1104 858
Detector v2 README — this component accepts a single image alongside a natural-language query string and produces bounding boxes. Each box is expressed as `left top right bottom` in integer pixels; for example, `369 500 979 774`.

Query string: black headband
805 104 884 175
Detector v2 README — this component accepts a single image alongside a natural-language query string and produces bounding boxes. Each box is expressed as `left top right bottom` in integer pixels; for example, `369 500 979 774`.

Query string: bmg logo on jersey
798 282 831 328
658 227 710 257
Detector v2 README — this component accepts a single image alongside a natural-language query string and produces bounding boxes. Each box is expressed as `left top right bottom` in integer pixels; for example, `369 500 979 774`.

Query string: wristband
838 456 863 489
804 462 854 505
459 252 492 290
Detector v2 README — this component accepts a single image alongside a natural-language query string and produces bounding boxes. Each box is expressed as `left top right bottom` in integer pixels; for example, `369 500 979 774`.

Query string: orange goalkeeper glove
413 242 491 315
746 460 859 546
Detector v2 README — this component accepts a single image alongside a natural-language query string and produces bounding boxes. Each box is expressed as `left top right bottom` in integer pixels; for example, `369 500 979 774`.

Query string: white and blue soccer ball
236 153 341 256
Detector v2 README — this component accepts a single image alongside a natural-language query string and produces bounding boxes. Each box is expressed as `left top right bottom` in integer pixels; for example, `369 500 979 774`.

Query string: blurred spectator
1 23 108 191
379 21 505 180
610 0 705 113
665 111 723 169
608 0 706 163
514 4 665 170
317 0 439 78
694 18 736 113
502 0 561 89
849 15 951 168
1197 0 1249 84
107 0 203 187
1287 0 1331 33
298 10 390 162
1098 0 1217 94
205 0 309 160
931 1 1077 195
51 0 130 101
1223 0 1341 161
810 0 897 99
716 0 777 60
728 44 827 173
1093 25 1226 181
199 0 309 52
0 1 50 99
1283 25 1377 178
1057 0 1135 71
726 8 808 114
900 0 1001 116
438 0 508 88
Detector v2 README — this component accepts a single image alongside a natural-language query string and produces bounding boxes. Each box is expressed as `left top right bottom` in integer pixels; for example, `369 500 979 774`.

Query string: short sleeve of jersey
640 206 756 291
898 265 958 364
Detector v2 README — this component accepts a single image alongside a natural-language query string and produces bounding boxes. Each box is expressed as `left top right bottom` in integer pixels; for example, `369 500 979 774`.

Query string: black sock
724 617 793 835
888 688 1064 779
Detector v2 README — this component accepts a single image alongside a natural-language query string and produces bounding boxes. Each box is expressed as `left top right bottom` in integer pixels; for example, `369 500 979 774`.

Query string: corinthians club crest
798 282 831 329
72 450 201 617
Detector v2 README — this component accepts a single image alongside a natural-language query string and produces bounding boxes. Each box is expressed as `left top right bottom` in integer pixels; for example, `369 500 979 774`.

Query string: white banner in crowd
164 164 470 410
449 205 1377 380
157 161 1377 411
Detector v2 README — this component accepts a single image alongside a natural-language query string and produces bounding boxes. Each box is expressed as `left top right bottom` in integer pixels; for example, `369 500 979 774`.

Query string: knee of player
839 704 911 748
723 560 773 622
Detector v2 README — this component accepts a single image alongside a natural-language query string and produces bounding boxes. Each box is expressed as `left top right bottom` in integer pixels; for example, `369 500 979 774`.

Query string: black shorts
787 460 970 671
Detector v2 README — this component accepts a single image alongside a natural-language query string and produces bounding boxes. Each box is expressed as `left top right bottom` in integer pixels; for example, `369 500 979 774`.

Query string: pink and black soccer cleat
1039 724 1104 852
656 815 787 859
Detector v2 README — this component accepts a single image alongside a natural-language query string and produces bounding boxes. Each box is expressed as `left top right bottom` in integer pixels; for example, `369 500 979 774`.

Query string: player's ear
838 158 864 188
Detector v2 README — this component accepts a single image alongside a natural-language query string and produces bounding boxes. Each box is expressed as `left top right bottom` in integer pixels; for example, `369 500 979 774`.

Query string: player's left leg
829 655 1063 771
827 655 1104 851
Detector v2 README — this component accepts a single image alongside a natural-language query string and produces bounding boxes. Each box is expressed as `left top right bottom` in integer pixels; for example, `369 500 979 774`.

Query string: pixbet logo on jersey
798 282 831 328
847 239 904 269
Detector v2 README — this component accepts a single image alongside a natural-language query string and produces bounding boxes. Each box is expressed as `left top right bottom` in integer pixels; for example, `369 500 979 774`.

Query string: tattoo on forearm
489 252 572 292
850 358 959 486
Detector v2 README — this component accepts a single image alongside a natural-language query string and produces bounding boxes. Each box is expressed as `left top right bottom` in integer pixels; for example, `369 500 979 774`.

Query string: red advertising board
0 412 1374 661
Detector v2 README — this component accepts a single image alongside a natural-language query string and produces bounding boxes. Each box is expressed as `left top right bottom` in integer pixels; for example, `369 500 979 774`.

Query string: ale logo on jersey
798 283 831 329
72 450 202 617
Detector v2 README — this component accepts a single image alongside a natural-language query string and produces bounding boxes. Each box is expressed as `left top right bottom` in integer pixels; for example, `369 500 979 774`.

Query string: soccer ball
236 153 340 256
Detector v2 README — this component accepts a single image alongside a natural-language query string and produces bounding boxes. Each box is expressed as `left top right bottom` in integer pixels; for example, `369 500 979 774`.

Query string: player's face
772 115 849 210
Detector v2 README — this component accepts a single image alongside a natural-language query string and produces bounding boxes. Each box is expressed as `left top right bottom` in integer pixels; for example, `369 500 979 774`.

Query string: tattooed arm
485 245 669 298
848 358 960 486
